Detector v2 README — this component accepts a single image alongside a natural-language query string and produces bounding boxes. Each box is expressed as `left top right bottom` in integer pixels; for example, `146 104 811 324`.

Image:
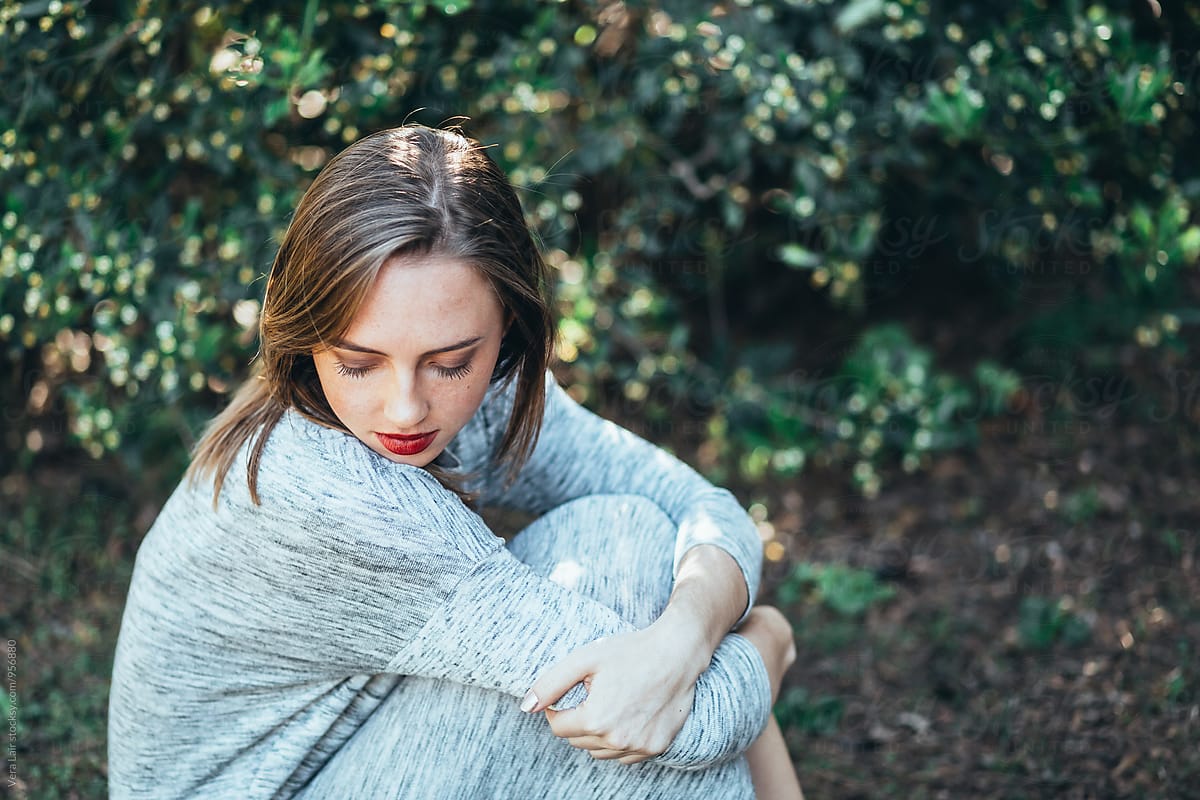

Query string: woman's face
312 254 506 467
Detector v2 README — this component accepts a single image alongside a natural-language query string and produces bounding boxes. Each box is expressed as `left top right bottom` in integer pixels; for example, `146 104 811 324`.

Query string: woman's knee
509 494 675 562
507 494 677 624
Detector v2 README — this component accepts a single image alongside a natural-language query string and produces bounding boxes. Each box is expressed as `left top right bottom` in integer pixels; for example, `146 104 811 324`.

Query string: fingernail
520 691 538 713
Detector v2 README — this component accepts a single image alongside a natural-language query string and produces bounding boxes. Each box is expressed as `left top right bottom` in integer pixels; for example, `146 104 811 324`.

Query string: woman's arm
234 416 772 770
479 373 763 630
390 539 773 769
470 374 767 759
667 544 750 661
522 592 795 769
516 544 751 765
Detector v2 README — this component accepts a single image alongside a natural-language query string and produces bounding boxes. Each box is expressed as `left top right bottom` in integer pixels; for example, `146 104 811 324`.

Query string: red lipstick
376 431 438 456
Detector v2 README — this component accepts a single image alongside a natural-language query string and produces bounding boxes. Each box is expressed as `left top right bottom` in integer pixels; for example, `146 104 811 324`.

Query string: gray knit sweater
108 371 769 798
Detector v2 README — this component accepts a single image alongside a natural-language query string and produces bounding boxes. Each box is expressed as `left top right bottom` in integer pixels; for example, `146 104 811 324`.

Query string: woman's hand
521 618 710 764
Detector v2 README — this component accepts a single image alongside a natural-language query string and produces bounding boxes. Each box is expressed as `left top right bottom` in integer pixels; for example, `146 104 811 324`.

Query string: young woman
108 124 803 799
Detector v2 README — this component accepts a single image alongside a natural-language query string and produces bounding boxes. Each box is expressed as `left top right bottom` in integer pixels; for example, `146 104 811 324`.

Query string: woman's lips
376 431 438 456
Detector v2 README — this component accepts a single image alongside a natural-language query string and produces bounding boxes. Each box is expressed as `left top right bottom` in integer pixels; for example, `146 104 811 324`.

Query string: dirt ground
752 406 1200 799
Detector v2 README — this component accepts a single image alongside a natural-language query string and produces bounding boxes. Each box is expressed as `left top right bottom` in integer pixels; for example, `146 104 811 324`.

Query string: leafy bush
2 0 1196 499
713 325 1020 495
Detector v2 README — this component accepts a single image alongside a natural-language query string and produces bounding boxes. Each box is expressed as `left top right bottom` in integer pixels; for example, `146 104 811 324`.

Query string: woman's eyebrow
333 335 484 357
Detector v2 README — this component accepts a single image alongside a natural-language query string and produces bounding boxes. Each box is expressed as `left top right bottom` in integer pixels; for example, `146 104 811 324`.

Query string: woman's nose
384 373 429 429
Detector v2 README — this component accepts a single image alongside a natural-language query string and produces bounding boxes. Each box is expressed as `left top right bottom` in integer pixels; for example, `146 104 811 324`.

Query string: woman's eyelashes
434 361 472 380
332 360 473 380
334 362 375 379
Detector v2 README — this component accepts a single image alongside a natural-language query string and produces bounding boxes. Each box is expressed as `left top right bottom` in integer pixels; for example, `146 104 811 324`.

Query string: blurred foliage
774 686 844 737
1016 595 1092 650
718 325 1008 495
1059 484 1102 524
2 0 1198 503
776 561 896 616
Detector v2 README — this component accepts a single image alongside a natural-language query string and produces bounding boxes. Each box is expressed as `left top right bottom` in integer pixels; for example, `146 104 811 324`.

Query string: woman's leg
294 495 755 799
745 716 806 800
735 608 806 800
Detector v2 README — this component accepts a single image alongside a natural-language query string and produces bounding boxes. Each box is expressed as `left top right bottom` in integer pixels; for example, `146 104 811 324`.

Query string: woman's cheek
327 382 361 422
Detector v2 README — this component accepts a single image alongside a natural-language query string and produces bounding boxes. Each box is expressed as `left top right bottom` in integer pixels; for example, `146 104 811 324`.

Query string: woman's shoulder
149 410 500 570
254 409 463 514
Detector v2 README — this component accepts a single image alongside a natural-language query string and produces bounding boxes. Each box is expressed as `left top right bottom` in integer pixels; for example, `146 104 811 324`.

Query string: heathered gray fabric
293 494 759 799
108 372 769 799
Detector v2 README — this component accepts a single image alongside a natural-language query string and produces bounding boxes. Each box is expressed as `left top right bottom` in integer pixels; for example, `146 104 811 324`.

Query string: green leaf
922 84 983 141
1180 226 1200 263
264 97 291 127
1107 64 1169 125
295 48 330 88
835 0 885 34
775 688 843 736
778 243 822 269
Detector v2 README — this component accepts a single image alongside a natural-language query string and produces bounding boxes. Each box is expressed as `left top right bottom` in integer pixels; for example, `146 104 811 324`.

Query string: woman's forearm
645 606 794 769
655 543 750 673
486 376 764 631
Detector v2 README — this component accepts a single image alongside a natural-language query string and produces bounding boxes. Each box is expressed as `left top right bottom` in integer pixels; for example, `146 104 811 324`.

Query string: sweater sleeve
482 372 763 625
247 440 768 769
391 539 772 769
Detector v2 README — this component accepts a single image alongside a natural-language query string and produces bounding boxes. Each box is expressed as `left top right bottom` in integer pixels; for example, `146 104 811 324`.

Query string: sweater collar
284 409 462 470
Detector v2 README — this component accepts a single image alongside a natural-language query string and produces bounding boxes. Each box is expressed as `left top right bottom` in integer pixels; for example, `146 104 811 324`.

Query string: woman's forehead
340 255 504 353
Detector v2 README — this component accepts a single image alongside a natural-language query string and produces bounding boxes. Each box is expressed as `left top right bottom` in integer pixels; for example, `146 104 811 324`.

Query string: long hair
187 124 555 505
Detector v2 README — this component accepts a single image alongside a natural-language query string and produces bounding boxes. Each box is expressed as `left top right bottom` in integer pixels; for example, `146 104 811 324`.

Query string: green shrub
715 325 1019 495
2 0 1195 499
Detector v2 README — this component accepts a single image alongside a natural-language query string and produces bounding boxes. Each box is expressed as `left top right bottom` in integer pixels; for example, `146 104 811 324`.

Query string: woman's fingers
527 629 693 759
563 737 654 763
563 734 608 750
544 707 594 739
549 708 637 748
556 714 672 762
583 748 626 760
523 646 597 713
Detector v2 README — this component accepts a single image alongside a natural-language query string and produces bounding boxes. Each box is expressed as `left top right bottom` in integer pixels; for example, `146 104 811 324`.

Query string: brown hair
187 124 555 505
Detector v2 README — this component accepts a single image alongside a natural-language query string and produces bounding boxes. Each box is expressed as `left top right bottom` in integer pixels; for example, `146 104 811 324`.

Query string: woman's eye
434 362 473 380
334 362 375 379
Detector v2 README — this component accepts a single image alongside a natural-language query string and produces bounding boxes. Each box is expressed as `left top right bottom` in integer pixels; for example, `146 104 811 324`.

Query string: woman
108 124 803 799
